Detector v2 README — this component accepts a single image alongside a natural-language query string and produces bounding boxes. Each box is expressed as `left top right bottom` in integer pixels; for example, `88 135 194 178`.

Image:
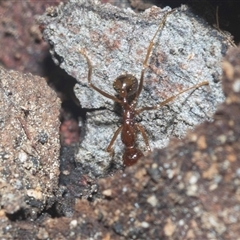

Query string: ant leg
135 123 151 152
106 125 123 153
136 81 209 115
134 9 176 102
79 50 121 103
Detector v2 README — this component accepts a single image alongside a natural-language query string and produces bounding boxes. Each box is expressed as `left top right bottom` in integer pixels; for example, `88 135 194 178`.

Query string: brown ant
78 9 209 166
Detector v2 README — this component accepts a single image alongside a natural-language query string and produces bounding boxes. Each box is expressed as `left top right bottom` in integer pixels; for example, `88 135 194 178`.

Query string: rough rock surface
40 0 229 176
0 67 61 223
1 45 240 240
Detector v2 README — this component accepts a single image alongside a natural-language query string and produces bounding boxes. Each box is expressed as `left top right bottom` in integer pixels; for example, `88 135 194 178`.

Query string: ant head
113 74 138 98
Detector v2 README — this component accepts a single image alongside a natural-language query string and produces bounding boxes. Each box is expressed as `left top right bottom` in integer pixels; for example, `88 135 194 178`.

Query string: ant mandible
79 9 209 166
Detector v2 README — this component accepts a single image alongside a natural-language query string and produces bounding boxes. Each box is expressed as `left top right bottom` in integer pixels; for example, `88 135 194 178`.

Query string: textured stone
40 0 229 176
0 67 60 220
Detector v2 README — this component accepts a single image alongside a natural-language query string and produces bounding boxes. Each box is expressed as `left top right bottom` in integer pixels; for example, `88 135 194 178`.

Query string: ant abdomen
123 147 143 166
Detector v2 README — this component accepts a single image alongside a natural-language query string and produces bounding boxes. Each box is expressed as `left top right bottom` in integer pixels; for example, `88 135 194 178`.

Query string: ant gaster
79 9 209 166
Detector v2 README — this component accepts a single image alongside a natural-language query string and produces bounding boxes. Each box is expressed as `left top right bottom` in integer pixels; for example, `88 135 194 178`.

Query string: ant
78 9 209 166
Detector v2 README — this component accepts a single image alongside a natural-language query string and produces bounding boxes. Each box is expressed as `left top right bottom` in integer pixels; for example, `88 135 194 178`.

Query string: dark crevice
5 208 27 221
43 202 63 218
155 0 240 43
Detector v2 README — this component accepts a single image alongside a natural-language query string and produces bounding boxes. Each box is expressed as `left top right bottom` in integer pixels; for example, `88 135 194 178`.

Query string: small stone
186 229 195 239
102 189 112 197
232 79 240 92
227 153 236 162
141 221 150 228
202 163 218 180
18 151 28 162
217 135 227 144
37 227 49 240
222 61 234 80
151 163 158 169
134 168 147 180
70 219 78 228
178 219 184 226
27 189 43 200
197 135 207 150
164 218 176 237
186 184 198 196
209 183 218 191
147 195 158 207
189 174 199 185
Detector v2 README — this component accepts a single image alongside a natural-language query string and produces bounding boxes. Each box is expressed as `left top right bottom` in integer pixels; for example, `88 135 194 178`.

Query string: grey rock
40 0 229 176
